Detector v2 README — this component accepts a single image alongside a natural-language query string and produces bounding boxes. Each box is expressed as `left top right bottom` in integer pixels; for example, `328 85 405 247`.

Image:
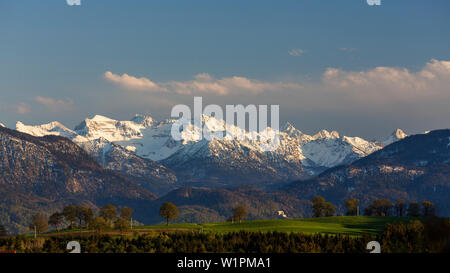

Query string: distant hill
282 129 450 216
0 127 157 234
150 187 311 224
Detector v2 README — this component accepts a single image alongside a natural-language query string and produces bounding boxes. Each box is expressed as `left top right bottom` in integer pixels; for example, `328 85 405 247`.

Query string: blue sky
1 0 449 139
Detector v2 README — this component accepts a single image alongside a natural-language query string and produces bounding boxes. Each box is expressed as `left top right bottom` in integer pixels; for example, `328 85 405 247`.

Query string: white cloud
0 102 31 115
339 48 356 52
15 103 31 115
104 71 167 92
35 96 75 112
104 71 302 96
322 59 450 102
288 48 305 57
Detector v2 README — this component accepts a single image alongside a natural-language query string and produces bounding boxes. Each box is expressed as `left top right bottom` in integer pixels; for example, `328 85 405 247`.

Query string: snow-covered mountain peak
279 123 314 145
201 114 227 132
131 114 155 127
16 120 76 138
0 123 5 128
313 129 340 140
394 129 407 139
343 136 381 155
91 115 115 122
282 122 301 135
15 114 415 180
281 122 292 131
383 129 408 146
74 114 144 142
282 121 296 130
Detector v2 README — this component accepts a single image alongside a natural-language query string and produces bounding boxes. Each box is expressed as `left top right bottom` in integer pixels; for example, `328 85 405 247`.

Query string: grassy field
40 216 418 237
136 216 416 236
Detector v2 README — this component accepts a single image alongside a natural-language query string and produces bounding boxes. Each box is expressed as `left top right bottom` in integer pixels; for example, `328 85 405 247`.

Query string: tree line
2 197 437 237
311 196 436 218
28 204 134 235
23 202 249 236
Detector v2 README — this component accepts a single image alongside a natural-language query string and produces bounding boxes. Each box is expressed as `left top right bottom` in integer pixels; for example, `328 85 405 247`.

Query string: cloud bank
105 59 450 103
35 96 75 112
14 103 31 115
0 102 31 115
104 71 302 96
322 59 450 102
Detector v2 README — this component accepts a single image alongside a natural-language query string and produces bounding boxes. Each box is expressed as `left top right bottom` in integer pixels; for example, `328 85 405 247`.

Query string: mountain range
15 114 406 192
0 126 157 234
282 129 450 216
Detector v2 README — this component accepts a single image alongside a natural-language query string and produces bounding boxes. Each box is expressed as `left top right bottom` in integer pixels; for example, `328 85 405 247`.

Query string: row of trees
21 197 439 236
29 204 134 234
364 199 435 217
311 196 436 218
15 202 248 236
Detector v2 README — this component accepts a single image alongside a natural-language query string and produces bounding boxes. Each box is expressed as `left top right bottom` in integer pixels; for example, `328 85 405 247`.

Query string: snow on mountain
74 115 144 142
15 116 178 193
131 114 156 127
382 129 408 146
312 129 340 140
16 121 78 139
15 114 408 185
116 119 184 161
0 123 5 128
77 137 177 193
299 131 381 170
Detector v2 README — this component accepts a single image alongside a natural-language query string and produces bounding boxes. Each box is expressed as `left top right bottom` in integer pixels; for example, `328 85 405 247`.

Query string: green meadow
138 216 416 236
